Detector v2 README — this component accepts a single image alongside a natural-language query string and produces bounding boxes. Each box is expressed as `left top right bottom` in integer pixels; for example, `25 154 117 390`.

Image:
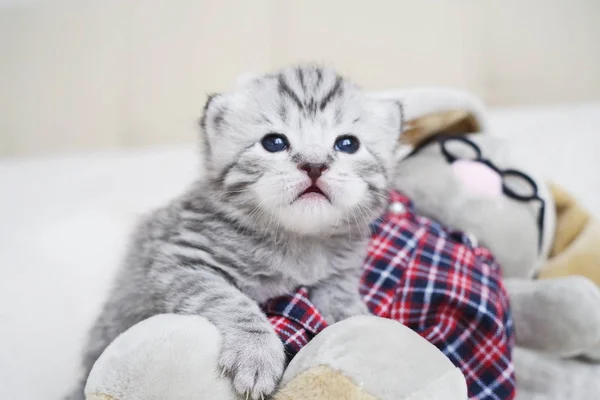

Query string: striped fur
67 65 403 400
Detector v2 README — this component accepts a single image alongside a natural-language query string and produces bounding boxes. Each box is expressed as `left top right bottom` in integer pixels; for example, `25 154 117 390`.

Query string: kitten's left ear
379 99 404 139
369 97 404 136
392 100 413 159
388 100 414 160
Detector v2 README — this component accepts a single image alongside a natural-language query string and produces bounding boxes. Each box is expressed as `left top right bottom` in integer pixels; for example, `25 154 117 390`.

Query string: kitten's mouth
298 185 330 202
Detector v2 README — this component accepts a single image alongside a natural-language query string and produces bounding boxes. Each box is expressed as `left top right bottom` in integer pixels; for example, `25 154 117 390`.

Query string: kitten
67 65 403 400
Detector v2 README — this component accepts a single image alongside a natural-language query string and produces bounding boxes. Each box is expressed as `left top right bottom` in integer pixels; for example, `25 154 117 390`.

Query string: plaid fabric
263 191 515 400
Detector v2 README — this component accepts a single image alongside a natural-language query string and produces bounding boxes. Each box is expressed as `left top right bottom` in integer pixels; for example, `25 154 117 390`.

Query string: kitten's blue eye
334 135 360 154
261 133 289 152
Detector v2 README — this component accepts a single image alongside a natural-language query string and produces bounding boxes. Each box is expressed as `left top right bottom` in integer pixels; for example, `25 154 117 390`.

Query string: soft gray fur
67 65 403 400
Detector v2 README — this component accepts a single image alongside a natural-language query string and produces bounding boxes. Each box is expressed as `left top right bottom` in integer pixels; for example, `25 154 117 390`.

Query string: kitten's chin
276 200 341 236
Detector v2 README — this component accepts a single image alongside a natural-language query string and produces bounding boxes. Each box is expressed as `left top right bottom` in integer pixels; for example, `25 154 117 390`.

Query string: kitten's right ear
199 93 227 159
199 93 221 131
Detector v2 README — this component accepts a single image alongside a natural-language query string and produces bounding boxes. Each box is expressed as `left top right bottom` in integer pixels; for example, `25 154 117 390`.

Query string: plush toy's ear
369 87 488 147
401 110 481 146
538 183 600 288
548 183 590 257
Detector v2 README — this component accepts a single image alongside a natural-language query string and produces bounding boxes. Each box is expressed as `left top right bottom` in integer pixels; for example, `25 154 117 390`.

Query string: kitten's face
201 65 402 236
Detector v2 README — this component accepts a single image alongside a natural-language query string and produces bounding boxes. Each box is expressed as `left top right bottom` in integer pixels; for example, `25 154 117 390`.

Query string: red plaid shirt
263 191 515 400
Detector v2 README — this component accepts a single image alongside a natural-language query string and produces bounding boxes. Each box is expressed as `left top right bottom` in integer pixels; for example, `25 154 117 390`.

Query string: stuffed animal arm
84 314 468 400
504 276 600 357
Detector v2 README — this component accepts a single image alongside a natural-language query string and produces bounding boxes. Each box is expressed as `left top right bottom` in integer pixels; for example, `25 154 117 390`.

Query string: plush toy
375 88 600 398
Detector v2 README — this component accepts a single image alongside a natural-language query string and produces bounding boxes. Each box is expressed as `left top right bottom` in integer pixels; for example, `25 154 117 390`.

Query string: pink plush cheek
451 160 502 198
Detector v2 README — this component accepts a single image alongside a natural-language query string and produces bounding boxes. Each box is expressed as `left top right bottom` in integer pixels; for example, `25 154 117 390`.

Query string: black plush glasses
407 135 546 252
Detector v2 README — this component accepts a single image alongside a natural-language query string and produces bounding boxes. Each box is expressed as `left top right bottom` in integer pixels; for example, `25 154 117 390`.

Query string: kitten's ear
393 100 413 160
199 93 221 130
395 100 405 135
379 99 404 138
199 93 226 156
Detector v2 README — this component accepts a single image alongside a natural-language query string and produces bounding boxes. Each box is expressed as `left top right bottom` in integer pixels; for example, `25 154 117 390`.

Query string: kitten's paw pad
220 330 285 399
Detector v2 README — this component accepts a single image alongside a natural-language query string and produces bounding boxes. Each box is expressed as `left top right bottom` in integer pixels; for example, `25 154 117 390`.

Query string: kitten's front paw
220 329 285 399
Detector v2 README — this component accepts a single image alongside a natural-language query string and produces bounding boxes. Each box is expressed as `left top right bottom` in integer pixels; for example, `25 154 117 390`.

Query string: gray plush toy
376 88 600 399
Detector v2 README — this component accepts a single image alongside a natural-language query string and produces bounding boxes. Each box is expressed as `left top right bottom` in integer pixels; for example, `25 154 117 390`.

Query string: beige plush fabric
86 395 117 400
402 110 481 146
274 365 377 400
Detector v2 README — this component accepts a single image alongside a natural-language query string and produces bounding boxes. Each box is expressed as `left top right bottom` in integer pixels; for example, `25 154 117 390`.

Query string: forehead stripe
319 76 343 111
278 74 303 110
296 67 306 91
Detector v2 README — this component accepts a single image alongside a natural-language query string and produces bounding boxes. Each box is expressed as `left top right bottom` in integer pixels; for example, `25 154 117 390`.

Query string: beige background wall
1 0 599 157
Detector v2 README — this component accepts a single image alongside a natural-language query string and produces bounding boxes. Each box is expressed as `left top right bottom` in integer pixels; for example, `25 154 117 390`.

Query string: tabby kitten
68 65 403 400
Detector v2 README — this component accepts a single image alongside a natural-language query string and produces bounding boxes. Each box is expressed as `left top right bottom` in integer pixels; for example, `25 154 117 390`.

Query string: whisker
235 204 262 236
328 216 340 238
356 204 373 230
368 190 390 201
344 209 352 246
276 191 284 243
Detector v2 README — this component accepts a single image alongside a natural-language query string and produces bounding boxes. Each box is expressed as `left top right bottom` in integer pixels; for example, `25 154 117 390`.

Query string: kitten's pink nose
299 163 328 180
451 160 502 197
